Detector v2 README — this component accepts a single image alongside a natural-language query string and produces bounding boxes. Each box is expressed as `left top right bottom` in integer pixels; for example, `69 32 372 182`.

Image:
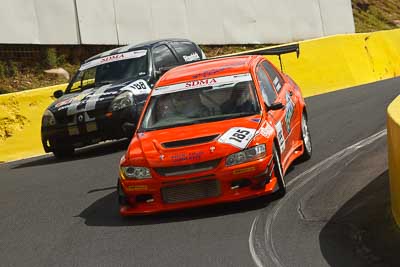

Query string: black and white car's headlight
120 166 152 179
226 144 266 166
109 91 134 112
42 110 56 127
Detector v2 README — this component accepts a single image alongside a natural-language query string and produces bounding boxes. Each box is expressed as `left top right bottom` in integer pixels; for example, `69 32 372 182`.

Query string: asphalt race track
1 77 400 267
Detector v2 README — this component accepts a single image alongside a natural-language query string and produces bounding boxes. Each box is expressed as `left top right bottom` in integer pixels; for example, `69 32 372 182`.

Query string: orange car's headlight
226 144 266 166
120 166 152 179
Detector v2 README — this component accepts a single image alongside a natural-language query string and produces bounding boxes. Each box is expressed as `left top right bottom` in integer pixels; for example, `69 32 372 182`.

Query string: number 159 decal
218 127 256 149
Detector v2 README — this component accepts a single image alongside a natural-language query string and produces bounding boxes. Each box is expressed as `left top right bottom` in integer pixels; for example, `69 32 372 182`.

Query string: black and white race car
41 39 205 158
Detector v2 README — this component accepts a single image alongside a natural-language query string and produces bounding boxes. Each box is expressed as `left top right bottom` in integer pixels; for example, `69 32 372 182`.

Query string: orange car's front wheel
300 112 312 161
273 144 286 198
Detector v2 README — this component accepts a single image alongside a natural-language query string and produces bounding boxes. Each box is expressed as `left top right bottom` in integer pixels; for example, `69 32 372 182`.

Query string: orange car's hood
130 115 262 167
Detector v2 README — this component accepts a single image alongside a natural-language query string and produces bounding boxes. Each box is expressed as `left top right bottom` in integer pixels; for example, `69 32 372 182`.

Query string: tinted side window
256 66 277 106
153 45 179 70
171 42 201 63
262 61 284 92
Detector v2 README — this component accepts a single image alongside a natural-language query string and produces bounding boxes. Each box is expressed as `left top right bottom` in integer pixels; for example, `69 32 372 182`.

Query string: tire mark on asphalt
249 215 264 267
249 129 387 267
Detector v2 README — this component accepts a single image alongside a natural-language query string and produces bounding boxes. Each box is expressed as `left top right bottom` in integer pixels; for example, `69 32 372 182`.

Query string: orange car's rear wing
241 43 300 72
214 43 300 72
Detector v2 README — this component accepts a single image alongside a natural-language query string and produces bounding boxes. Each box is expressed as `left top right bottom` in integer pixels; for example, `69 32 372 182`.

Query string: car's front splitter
119 176 278 216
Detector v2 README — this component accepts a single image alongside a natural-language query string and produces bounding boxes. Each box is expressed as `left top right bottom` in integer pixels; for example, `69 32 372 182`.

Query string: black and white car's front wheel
52 142 74 159
300 112 312 161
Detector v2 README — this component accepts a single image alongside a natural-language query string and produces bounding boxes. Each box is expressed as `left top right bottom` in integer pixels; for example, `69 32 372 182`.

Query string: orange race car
117 53 312 216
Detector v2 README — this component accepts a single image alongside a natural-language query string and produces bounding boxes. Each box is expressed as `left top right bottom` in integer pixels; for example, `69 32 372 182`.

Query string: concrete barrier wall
0 0 354 45
387 97 400 227
0 84 67 162
1 29 400 162
261 29 400 97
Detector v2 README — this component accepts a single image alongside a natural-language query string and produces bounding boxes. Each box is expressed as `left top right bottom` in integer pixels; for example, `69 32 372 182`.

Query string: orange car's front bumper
119 155 277 216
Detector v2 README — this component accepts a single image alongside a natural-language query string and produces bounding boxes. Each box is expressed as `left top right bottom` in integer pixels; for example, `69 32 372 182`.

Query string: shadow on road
78 190 280 227
11 139 129 169
319 170 400 267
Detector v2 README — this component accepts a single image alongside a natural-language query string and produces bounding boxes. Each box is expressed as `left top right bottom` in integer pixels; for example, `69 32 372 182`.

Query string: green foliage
352 0 400 33
0 61 18 79
0 61 6 79
7 62 18 77
44 48 58 68
57 54 67 66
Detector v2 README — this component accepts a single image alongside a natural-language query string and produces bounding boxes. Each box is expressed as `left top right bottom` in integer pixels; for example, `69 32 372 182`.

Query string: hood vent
162 134 219 148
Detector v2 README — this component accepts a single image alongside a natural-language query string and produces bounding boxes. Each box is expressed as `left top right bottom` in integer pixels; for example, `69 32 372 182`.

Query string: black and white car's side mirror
53 90 64 99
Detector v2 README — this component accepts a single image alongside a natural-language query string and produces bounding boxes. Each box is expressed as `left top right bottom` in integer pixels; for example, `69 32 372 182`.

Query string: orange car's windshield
140 79 260 131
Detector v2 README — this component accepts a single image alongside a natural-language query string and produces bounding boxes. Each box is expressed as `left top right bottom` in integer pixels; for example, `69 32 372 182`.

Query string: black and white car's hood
48 78 151 121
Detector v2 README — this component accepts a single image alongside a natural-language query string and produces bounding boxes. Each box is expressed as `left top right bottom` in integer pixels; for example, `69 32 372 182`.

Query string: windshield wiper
140 113 260 132
219 112 259 120
96 80 114 87
142 120 203 132
120 73 146 84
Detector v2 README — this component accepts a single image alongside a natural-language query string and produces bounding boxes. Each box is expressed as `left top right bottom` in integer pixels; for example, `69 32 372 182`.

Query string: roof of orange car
156 55 263 88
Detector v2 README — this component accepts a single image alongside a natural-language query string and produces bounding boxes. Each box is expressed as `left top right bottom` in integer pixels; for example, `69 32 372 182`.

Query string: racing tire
52 143 74 159
299 112 312 161
117 180 129 206
122 122 136 140
124 130 134 141
273 144 286 198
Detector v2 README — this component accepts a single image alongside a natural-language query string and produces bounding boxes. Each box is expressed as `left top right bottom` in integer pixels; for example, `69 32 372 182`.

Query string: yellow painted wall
2 28 400 162
387 96 400 227
263 29 400 97
0 84 67 162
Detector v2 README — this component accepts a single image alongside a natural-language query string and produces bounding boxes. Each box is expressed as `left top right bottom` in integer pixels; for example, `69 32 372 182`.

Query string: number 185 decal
218 127 256 149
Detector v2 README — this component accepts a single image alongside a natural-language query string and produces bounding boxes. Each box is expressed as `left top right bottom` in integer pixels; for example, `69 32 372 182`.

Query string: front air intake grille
161 179 220 204
155 159 221 177
55 115 69 124
162 134 219 148
87 109 106 119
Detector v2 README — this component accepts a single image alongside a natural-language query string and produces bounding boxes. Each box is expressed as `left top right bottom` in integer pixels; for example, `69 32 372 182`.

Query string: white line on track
0 153 49 165
249 129 387 267
1 140 126 166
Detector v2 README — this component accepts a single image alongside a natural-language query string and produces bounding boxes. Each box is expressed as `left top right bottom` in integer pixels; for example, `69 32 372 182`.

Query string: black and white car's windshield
66 50 148 94
140 73 260 131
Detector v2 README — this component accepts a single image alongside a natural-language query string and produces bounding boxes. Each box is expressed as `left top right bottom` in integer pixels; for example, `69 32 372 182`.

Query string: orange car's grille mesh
161 179 220 204
155 159 221 177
